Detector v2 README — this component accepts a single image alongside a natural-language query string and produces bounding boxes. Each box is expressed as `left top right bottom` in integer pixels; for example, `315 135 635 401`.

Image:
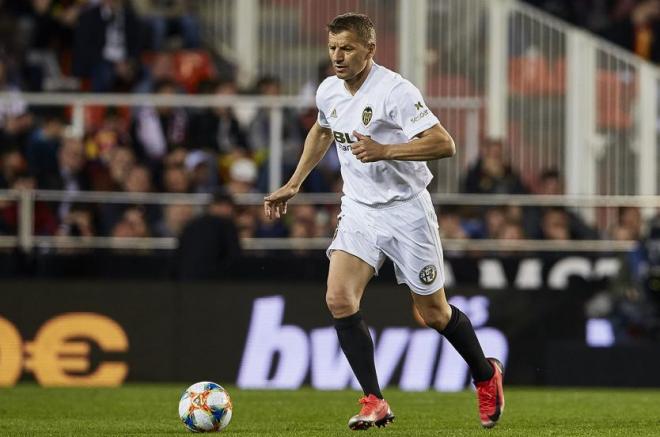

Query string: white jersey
316 63 440 206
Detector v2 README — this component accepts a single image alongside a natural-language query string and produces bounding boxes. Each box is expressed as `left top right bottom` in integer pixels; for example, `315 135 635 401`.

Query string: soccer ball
178 381 233 432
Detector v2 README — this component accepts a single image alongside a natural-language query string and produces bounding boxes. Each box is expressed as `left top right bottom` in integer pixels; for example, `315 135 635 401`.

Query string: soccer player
264 12 505 430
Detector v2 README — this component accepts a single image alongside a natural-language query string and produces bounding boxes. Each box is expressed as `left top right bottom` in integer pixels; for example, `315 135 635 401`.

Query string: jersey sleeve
316 86 331 129
387 81 439 139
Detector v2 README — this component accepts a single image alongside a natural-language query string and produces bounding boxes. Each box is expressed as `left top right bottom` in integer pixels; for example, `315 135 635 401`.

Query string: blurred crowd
0 0 344 242
0 0 658 250
525 0 660 63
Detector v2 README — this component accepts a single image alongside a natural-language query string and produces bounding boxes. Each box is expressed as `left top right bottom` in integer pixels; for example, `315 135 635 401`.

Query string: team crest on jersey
419 264 437 285
361 106 373 126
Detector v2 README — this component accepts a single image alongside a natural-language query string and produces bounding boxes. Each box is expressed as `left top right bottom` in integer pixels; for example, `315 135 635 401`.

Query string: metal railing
197 0 660 196
0 189 654 253
0 92 482 195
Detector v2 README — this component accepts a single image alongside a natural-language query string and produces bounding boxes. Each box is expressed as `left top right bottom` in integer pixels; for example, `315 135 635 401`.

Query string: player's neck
344 61 373 95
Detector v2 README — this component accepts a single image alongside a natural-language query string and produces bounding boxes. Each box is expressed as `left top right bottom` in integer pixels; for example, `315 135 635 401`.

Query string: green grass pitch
1 384 659 436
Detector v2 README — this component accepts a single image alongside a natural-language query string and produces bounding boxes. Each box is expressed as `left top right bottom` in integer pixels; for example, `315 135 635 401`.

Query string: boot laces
477 380 496 415
357 395 381 416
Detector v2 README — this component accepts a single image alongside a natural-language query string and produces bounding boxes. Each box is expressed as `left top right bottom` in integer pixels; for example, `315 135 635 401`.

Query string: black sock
334 311 383 399
439 304 494 383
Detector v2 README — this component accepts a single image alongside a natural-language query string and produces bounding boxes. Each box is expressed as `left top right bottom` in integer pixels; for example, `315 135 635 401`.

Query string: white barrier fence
198 0 660 195
0 189 655 252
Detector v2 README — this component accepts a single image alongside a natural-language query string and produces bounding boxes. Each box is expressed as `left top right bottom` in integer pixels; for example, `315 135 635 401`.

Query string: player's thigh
326 250 374 317
410 287 452 329
382 192 445 295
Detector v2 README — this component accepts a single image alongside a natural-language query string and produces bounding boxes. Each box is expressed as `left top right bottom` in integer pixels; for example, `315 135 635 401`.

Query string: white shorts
326 190 445 295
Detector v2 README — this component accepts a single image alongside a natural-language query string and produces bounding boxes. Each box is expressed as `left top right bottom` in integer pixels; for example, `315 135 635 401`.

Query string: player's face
328 30 374 81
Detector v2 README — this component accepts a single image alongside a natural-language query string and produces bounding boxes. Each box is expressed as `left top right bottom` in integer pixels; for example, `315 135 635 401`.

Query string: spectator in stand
22 0 82 91
207 191 236 220
313 207 333 238
0 172 58 236
438 206 470 240
498 220 526 240
525 0 660 63
484 206 507 239
607 216 660 342
25 109 67 179
89 145 136 191
288 220 314 256
0 1 23 57
289 204 317 237
156 203 194 237
132 51 175 94
184 150 218 193
494 220 526 261
37 129 88 190
73 0 144 92
174 192 241 280
188 79 249 154
122 164 153 193
527 168 599 239
539 207 571 240
616 206 644 240
247 75 305 192
162 165 190 193
235 206 257 239
603 0 660 63
611 223 636 241
0 58 33 148
132 0 200 50
99 163 161 235
132 79 189 165
461 139 528 195
163 146 187 169
38 130 90 222
0 149 26 189
111 206 151 238
56 203 96 238
226 157 257 195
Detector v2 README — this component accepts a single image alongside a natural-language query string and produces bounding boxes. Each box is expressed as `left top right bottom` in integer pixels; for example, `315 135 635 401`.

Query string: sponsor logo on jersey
410 109 429 124
419 264 437 284
362 106 373 126
330 109 338 118
332 131 355 151
414 101 424 111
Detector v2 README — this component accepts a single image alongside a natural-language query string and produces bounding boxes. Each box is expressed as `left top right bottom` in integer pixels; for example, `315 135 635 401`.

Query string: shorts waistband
343 190 427 210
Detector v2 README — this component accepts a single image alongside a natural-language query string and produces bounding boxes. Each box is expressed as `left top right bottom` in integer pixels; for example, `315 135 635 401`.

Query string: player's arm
351 123 455 162
351 123 456 162
264 121 334 219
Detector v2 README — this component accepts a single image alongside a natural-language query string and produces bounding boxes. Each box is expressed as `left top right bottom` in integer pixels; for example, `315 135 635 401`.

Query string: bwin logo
237 296 508 391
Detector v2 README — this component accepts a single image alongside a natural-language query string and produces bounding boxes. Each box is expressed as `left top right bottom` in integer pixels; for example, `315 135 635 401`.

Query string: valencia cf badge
419 265 437 284
362 106 373 126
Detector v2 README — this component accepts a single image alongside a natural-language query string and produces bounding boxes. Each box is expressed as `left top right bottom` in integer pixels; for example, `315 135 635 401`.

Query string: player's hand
351 131 387 162
264 184 299 219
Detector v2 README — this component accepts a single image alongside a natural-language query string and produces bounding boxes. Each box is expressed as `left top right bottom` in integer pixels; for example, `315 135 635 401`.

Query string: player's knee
419 304 452 331
326 286 359 318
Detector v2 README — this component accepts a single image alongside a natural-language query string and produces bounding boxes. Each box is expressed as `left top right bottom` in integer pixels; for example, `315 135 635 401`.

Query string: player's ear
367 42 376 58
